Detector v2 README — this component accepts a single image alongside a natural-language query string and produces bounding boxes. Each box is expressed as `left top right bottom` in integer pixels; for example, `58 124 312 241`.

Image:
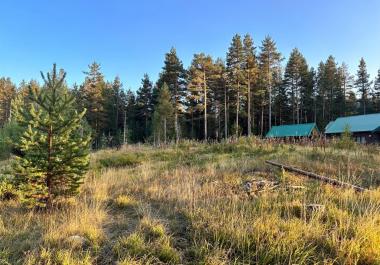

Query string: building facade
325 113 380 144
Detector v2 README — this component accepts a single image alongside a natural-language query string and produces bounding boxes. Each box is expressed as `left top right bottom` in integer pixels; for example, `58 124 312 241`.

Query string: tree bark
236 81 240 138
204 71 207 140
123 110 127 144
268 52 272 131
46 125 53 207
247 77 251 136
164 117 167 144
174 110 179 143
260 105 264 137
224 85 228 140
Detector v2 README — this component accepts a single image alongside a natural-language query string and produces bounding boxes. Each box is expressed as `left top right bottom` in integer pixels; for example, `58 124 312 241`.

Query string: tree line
1 34 380 147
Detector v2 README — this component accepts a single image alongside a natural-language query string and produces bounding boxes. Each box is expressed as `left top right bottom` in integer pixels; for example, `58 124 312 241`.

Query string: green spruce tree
283 48 309 124
355 58 372 114
188 53 214 140
243 34 258 136
226 34 245 137
13 64 91 207
258 36 282 133
372 69 380 113
156 48 187 143
136 74 153 141
152 83 174 144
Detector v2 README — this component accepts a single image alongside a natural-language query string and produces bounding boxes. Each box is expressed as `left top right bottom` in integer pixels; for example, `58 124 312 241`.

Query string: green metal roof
325 121 334 131
325 113 380 134
266 123 318 138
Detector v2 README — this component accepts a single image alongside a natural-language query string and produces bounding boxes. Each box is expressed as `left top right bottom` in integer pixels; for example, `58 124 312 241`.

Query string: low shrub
0 175 18 200
333 125 356 150
114 195 139 209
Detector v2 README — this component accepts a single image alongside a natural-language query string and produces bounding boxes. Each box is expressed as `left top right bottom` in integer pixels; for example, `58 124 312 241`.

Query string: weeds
0 141 379 264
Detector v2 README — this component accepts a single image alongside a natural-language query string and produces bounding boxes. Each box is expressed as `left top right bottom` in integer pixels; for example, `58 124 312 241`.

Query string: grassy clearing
1 139 380 264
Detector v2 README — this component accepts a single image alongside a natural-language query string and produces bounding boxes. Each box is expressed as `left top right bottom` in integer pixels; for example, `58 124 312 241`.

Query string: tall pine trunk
247 77 251 136
224 85 228 139
204 71 207 140
252 92 255 135
191 111 194 139
123 110 127 144
164 117 167 144
236 81 240 138
174 84 179 144
46 125 53 207
269 83 272 131
260 105 264 137
268 53 272 131
174 109 179 143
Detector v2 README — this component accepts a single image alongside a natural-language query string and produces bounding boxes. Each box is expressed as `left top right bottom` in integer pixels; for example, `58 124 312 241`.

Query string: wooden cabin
325 113 380 144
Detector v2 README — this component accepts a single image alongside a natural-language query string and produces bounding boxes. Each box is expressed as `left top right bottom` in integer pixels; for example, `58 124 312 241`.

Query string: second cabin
325 113 380 144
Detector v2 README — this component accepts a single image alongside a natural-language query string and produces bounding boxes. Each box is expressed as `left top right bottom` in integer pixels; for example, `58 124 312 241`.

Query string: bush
334 125 356 150
0 175 18 200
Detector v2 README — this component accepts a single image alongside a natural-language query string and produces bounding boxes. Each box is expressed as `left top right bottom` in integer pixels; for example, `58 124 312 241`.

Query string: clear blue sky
1 0 379 90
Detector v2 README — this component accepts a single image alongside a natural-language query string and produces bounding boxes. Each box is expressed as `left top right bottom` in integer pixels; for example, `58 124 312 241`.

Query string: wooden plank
265 160 367 192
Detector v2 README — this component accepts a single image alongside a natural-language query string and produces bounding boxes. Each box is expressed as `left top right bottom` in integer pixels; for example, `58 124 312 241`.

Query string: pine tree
258 36 282 132
17 80 40 106
338 63 354 116
283 48 308 124
316 56 341 125
355 58 372 114
243 34 258 136
153 83 174 144
13 64 91 207
300 68 317 123
188 53 214 140
209 58 227 139
316 62 327 126
346 91 358 116
226 34 245 137
124 89 137 143
80 62 107 148
103 76 125 146
136 74 153 141
373 69 380 112
273 75 291 125
0 77 16 126
156 48 187 143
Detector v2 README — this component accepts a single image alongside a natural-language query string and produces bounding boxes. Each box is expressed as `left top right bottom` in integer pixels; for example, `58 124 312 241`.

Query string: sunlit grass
0 139 379 264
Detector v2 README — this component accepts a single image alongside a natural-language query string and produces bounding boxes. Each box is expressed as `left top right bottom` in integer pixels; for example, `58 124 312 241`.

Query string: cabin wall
352 132 380 144
326 132 380 144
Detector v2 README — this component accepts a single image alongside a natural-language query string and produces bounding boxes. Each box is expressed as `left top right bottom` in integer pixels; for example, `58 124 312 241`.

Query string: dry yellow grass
1 138 380 264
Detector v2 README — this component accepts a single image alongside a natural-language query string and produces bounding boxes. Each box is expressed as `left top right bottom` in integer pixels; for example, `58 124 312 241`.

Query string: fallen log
265 160 367 192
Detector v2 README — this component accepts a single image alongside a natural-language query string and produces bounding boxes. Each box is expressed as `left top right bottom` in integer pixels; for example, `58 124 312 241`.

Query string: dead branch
265 160 367 192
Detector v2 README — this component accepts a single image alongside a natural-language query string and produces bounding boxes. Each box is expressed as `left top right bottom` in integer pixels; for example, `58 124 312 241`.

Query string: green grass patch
98 153 143 169
114 195 139 209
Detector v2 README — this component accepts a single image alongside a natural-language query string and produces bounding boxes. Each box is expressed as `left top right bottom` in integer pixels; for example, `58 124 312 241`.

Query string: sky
1 0 380 91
